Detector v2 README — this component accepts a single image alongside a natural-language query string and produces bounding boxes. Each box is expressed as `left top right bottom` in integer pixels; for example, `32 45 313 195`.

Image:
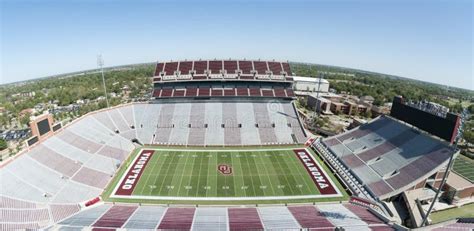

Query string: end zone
114 149 154 196
293 149 338 195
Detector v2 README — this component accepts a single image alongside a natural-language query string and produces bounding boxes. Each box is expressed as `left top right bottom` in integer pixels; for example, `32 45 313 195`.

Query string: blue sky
1 0 472 89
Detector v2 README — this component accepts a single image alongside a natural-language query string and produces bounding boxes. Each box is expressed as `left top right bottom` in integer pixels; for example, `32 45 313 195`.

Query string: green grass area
446 98 473 108
453 155 474 182
430 203 474 224
102 146 349 205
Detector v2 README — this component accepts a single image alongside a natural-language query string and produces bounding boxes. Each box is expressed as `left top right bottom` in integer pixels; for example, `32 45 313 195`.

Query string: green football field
110 147 341 200
453 155 474 182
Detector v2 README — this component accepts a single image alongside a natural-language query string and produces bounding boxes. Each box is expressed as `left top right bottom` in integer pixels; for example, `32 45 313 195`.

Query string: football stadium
0 59 469 230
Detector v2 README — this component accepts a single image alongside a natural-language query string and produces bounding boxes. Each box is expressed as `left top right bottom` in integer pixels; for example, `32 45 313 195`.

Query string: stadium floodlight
97 54 110 108
316 73 323 117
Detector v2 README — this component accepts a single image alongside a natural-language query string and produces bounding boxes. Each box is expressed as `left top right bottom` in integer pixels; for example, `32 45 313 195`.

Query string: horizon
3 59 473 92
1 0 473 90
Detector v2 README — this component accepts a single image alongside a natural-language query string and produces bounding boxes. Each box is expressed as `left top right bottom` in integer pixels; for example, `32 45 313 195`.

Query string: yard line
285 150 317 195
269 150 297 195
276 151 306 195
233 151 247 197
242 151 257 197
213 152 219 196
137 150 165 196
153 151 179 196
173 151 192 196
185 151 199 197
256 150 277 196
178 152 196 197
194 153 205 197
229 152 241 197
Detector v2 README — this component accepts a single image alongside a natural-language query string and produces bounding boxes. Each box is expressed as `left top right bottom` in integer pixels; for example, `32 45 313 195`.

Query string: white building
292 76 329 95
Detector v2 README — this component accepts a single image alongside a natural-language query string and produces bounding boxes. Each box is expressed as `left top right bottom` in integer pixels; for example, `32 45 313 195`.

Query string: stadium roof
292 76 329 84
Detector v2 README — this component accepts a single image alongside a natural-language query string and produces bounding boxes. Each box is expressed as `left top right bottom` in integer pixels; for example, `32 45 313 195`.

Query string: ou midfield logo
218 164 233 175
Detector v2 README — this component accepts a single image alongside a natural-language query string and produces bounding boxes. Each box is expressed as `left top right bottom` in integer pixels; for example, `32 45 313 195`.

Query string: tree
20 112 31 126
0 138 7 151
467 104 474 114
464 130 474 144
363 110 372 118
352 107 359 116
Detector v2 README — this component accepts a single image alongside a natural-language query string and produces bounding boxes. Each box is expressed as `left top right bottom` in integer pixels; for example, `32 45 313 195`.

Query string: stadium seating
168 103 191 145
154 86 295 99
286 88 295 97
208 60 222 75
155 62 164 76
253 60 268 75
161 88 173 97
268 61 283 75
288 205 334 229
192 207 228 231
228 208 263 230
253 102 278 144
135 103 160 144
236 87 248 96
274 88 287 97
186 87 198 97
71 167 111 188
28 145 81 177
122 206 166 229
193 60 207 75
258 206 300 230
0 99 308 228
107 109 130 132
223 103 242 145
154 103 175 144
224 60 238 76
223 88 235 96
319 115 456 200
59 204 112 227
178 61 193 76
163 62 178 76
238 60 253 75
154 60 291 82
249 87 261 96
92 205 138 228
50 204 394 230
158 208 195 230
153 88 161 97
211 88 223 96
282 62 291 75
0 196 81 230
198 87 210 96
117 105 134 127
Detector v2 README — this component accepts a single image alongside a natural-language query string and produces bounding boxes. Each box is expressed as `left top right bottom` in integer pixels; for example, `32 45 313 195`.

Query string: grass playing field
107 147 344 203
453 155 474 182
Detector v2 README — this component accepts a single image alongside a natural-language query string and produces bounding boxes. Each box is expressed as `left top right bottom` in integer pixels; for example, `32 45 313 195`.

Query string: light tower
420 108 466 227
97 54 110 108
